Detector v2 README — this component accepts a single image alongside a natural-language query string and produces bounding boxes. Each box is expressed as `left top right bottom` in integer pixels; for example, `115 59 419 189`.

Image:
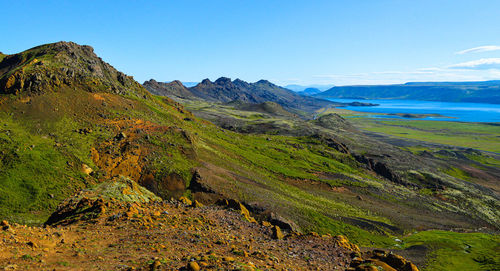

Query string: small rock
272 225 284 240
179 196 192 206
115 132 127 141
81 164 93 175
152 211 161 217
187 261 200 271
26 241 38 248
191 200 203 208
1 220 10 231
3 264 17 270
150 259 161 270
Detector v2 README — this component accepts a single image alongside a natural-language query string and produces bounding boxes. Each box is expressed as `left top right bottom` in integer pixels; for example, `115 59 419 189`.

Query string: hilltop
0 41 146 97
298 87 322 96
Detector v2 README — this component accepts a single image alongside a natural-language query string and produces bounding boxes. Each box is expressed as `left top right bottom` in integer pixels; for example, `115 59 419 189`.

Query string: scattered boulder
222 256 235 262
187 261 200 271
179 196 192 206
272 225 284 240
115 132 126 141
26 241 38 248
333 235 360 252
358 250 420 271
191 200 203 208
268 212 301 233
217 199 257 223
45 176 160 225
150 259 161 270
125 206 139 218
81 164 93 175
1 220 9 231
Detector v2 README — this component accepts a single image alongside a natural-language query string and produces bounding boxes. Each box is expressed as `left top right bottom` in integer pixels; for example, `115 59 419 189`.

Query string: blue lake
327 98 500 123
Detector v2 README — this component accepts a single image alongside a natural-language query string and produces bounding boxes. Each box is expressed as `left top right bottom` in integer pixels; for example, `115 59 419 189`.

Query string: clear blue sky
2 0 500 86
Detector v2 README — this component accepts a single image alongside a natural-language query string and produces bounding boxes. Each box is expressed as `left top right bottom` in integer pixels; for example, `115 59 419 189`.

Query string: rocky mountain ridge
143 77 336 113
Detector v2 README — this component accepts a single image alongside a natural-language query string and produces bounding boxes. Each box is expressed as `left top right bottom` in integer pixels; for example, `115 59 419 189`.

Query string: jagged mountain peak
233 78 246 84
255 79 273 85
200 78 213 85
167 80 185 88
214 77 232 85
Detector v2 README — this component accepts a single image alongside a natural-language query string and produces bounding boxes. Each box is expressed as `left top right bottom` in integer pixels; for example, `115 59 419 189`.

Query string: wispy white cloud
455 45 500 55
417 67 443 72
370 70 434 75
305 57 500 85
448 58 500 70
308 67 500 86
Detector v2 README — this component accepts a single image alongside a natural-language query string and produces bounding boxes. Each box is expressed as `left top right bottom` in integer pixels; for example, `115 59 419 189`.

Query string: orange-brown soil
0 200 359 270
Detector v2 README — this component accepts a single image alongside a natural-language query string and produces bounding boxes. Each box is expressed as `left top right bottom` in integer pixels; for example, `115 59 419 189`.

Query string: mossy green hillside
349 118 500 153
402 230 500 271
0 86 192 224
0 113 89 224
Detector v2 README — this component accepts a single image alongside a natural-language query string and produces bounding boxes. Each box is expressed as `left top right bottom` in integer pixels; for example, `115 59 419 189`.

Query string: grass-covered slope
350 119 500 153
171 99 500 270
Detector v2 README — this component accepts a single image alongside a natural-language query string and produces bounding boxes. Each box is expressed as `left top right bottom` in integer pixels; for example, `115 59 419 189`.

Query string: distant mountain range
298 87 322 96
284 84 334 92
314 81 500 104
144 78 335 113
181 82 199 87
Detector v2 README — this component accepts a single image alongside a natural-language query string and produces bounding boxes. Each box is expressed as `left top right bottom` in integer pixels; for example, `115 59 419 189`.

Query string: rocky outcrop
45 176 161 226
353 154 408 186
217 198 257 223
0 41 148 97
350 250 420 271
313 113 353 131
189 170 216 194
267 212 301 233
311 133 350 154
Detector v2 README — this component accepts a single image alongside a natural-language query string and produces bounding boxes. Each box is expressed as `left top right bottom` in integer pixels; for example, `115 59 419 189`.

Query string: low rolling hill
315 81 500 104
